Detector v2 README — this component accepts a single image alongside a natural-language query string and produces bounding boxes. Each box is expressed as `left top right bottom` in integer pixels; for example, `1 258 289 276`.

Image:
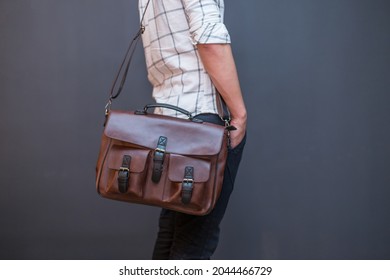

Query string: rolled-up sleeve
181 0 231 44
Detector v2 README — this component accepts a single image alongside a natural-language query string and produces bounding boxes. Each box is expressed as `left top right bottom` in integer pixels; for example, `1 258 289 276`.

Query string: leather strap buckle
181 166 194 205
152 136 167 183
118 155 131 193
155 147 166 153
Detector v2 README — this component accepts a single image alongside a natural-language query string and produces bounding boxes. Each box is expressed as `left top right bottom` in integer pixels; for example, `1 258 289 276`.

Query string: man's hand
229 116 247 149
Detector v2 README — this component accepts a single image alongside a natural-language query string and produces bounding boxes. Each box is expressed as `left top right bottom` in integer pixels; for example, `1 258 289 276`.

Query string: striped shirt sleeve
181 0 231 44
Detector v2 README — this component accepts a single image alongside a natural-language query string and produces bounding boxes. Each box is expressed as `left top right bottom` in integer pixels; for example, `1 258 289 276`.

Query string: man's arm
197 43 247 148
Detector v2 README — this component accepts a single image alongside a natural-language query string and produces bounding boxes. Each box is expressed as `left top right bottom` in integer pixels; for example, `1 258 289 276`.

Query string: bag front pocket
106 145 150 197
165 154 212 211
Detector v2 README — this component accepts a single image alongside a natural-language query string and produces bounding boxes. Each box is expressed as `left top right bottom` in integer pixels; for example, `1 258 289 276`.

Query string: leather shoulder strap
105 0 152 114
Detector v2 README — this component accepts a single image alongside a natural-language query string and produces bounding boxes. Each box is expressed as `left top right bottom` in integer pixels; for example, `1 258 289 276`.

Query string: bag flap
168 154 211 183
107 145 149 173
104 110 226 156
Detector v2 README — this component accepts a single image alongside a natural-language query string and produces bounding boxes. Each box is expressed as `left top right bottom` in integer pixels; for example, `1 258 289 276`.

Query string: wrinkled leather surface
104 110 225 156
96 110 228 216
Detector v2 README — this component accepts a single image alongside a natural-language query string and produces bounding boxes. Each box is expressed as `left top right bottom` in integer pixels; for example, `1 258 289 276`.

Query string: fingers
229 124 246 149
228 116 247 149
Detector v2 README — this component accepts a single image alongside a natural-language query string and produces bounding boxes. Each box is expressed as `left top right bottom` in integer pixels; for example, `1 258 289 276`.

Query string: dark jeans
152 113 246 260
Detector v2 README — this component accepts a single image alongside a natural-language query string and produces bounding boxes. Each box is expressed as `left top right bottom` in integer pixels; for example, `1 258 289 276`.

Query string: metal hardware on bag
225 118 237 132
119 167 130 172
183 178 194 183
103 100 112 126
155 148 165 153
223 119 236 148
104 100 112 116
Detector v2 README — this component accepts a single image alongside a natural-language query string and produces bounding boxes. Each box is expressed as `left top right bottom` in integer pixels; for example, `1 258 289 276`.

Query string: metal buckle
104 100 112 116
224 118 231 127
119 167 130 172
183 179 194 183
155 148 165 153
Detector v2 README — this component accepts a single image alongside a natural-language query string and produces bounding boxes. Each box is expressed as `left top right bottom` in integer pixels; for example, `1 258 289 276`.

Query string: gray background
1 0 389 259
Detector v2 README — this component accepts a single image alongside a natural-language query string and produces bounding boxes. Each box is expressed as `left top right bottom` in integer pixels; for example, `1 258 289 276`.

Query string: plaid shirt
139 0 231 117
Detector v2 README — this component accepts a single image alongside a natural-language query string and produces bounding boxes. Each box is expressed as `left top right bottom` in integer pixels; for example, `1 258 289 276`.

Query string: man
139 0 247 259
